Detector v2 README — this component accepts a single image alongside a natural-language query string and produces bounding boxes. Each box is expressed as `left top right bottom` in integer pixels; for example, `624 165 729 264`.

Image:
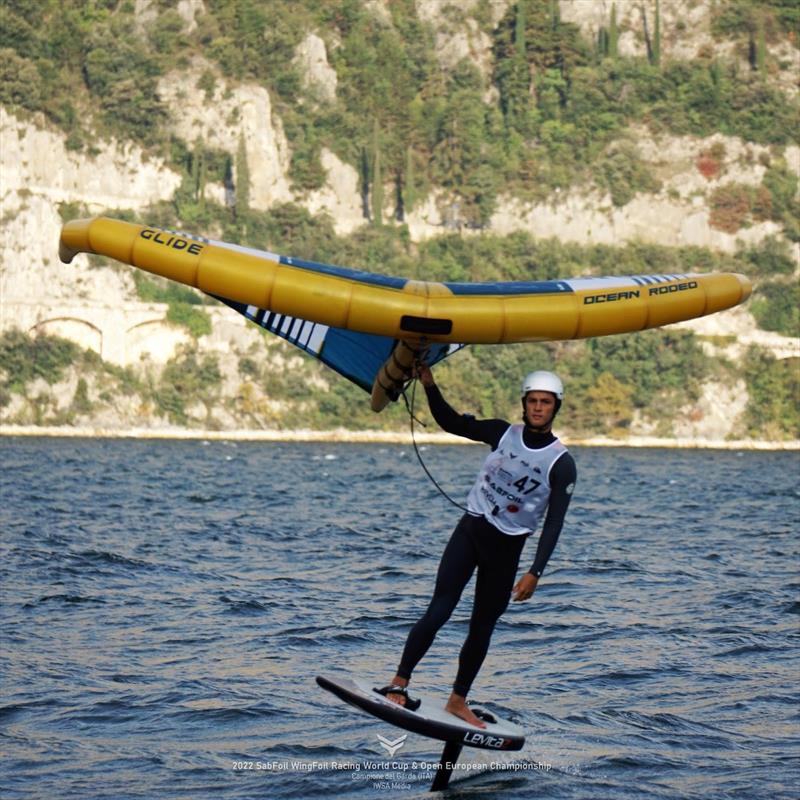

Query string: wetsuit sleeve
424 383 508 448
529 452 576 577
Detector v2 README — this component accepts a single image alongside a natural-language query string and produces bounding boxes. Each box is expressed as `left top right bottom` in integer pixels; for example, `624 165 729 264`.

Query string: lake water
1 438 798 799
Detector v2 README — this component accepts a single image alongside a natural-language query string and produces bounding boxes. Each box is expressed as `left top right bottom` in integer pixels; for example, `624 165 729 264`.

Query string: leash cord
401 379 469 513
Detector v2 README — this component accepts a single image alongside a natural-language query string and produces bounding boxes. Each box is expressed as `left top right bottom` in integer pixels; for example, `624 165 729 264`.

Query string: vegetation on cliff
1 0 797 437
2 323 798 440
3 0 798 230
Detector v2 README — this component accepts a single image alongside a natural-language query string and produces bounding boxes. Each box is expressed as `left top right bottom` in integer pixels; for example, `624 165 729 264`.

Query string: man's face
524 391 556 430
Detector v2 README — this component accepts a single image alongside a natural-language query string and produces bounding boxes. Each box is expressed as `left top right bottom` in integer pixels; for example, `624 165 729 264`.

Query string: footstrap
467 704 497 725
374 684 421 712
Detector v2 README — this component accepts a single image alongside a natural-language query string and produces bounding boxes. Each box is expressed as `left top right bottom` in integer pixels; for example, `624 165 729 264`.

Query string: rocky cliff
0 0 797 442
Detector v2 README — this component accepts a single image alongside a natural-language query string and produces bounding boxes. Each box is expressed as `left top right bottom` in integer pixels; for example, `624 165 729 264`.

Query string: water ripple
1 438 798 799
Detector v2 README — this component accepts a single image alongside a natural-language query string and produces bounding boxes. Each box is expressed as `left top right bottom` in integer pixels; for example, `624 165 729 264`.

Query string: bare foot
384 676 408 707
445 693 487 729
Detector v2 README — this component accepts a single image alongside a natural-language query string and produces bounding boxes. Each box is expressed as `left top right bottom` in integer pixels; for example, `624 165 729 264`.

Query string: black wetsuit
396 383 577 697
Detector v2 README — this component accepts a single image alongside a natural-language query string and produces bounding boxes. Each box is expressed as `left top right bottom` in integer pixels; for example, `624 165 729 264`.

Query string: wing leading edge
59 217 752 346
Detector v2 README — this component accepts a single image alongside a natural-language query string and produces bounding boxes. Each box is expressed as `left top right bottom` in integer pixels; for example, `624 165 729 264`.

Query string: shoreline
1 425 797 451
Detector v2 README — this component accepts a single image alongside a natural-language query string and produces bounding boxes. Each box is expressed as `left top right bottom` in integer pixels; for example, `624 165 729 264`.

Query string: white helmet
521 370 564 400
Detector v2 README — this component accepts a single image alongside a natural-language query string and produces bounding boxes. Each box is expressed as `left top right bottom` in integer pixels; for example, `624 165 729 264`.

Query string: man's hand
413 361 434 387
512 573 539 602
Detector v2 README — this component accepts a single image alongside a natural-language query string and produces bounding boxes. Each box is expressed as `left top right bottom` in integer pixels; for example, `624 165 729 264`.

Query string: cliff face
157 57 294 211
0 0 797 440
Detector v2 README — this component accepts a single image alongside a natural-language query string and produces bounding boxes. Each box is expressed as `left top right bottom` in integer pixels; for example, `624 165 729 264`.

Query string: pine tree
394 172 404 223
359 146 370 220
653 0 661 67
756 12 767 72
598 26 609 60
371 119 383 227
404 145 416 215
194 140 207 209
235 133 250 219
190 141 199 201
609 3 618 59
709 59 722 109
516 0 527 47
549 0 560 29
223 155 235 211
510 0 528 133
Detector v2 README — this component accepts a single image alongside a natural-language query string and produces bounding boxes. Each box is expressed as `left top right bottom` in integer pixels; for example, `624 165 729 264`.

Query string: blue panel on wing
443 279 573 295
317 327 395 391
278 254 408 291
213 295 464 395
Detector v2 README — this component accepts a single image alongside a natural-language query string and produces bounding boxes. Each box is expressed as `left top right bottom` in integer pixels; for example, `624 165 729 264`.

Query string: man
378 366 577 728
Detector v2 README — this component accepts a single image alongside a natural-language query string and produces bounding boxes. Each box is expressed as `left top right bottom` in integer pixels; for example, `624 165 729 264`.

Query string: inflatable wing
59 217 751 411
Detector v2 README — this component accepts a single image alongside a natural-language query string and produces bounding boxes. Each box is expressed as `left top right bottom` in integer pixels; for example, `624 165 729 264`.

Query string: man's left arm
512 453 577 601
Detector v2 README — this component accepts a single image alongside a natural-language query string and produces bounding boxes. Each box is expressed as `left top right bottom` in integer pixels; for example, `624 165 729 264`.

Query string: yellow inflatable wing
59 216 751 410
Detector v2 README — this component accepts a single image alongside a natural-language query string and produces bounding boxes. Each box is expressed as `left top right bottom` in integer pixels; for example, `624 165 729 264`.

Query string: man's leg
446 529 525 725
386 515 479 704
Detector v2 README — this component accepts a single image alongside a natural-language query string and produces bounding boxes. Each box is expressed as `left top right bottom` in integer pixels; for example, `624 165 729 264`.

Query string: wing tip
735 272 753 303
58 217 96 263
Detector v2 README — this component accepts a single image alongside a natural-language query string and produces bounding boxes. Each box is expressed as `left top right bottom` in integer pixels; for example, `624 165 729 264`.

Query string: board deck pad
316 674 525 751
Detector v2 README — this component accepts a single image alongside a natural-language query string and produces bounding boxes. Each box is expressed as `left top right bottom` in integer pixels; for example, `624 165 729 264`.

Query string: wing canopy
216 296 462 395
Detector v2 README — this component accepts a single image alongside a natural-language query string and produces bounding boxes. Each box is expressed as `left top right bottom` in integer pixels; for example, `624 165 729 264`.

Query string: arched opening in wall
29 318 102 355
127 318 188 364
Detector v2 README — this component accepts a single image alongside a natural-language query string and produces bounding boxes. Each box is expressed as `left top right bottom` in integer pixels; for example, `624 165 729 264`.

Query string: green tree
192 139 207 207
81 20 166 144
596 141 661 206
597 26 609 60
235 133 250 218
0 330 80 394
403 145 417 215
500 0 531 134
653 0 662 67
609 3 618 59
71 378 93 415
587 372 634 433
430 61 497 227
166 303 212 338
740 236 795 277
371 119 383 226
749 281 800 338
742 346 799 439
756 12 767 72
0 48 41 110
155 349 222 425
763 159 800 241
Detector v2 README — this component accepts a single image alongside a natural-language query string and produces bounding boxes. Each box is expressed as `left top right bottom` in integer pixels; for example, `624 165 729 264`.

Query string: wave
218 595 278 615
23 593 106 608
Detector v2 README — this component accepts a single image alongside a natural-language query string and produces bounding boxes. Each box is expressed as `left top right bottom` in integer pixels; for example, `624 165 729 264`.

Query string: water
1 438 798 799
